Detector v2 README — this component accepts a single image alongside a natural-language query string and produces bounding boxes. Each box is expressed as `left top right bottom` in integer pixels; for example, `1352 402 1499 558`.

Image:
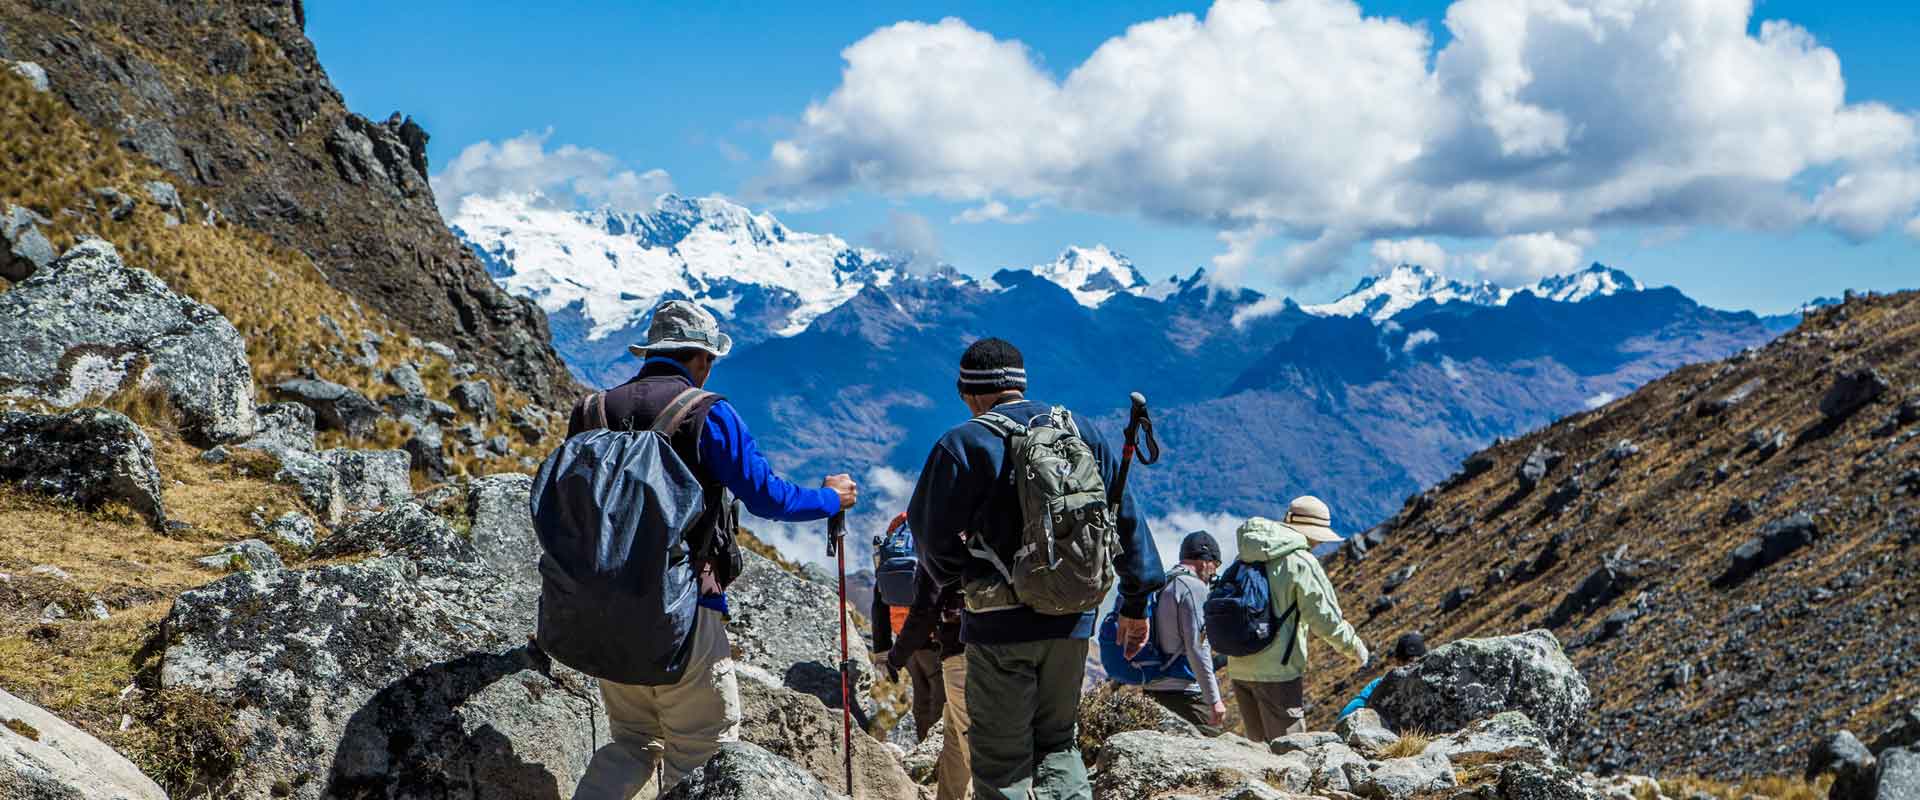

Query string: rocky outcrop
0 408 165 527
1 204 54 281
272 379 379 439
0 240 256 444
726 550 877 711
1712 512 1820 588
0 687 167 800
1425 712 1557 767
196 539 283 572
159 479 602 800
660 742 845 800
323 449 411 518
735 666 916 800
1371 630 1590 749
1092 730 1314 799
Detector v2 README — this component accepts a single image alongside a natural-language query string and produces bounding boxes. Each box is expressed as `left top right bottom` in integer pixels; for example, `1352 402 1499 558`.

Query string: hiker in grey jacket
1145 531 1226 736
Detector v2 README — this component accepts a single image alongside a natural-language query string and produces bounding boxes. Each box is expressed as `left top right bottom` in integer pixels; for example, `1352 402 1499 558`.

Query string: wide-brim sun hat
627 299 733 359
1281 495 1341 543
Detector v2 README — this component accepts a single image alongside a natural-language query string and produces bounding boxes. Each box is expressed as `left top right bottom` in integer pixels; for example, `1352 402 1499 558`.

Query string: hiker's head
1179 530 1222 582
1281 495 1341 544
651 348 717 387
630 300 732 386
1392 631 1427 664
957 337 1027 415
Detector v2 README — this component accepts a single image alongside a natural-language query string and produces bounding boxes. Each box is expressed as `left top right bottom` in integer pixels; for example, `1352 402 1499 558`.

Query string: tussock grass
1379 730 1432 759
1658 774 1832 800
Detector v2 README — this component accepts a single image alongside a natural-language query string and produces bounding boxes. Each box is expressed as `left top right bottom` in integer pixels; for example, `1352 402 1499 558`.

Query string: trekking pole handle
826 512 846 556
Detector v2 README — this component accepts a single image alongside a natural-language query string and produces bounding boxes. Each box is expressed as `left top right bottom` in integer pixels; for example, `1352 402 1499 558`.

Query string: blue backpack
1203 559 1299 659
874 521 919 607
1098 590 1197 685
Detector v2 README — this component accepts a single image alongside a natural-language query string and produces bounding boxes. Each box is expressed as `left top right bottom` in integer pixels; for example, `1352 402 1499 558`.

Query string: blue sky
307 0 1920 314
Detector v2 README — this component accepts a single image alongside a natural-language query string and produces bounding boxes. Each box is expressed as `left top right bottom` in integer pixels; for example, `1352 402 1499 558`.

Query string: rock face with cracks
0 408 165 527
1372 630 1590 750
660 741 846 800
0 240 257 444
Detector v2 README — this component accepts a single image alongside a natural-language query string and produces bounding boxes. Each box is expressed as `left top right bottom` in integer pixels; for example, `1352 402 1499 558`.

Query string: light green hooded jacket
1225 516 1365 683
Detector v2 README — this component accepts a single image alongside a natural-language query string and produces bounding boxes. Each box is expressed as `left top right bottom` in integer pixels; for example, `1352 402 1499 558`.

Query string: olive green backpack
964 407 1118 616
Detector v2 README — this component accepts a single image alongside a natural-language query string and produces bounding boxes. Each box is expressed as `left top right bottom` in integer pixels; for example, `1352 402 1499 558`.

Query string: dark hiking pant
1233 677 1305 742
908 647 946 741
1147 689 1222 737
966 638 1090 800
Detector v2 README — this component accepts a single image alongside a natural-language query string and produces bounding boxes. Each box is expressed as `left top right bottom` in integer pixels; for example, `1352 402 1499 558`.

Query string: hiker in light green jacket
1227 495 1369 741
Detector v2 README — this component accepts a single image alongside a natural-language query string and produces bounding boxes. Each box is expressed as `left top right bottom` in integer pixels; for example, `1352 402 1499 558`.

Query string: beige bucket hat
628 299 733 359
1281 495 1341 543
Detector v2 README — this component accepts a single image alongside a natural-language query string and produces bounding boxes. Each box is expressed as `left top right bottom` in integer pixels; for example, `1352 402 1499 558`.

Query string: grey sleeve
1176 579 1221 705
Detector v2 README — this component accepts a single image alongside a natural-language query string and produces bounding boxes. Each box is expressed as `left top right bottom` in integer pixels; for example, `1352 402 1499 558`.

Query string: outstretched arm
1288 555 1366 664
699 400 842 522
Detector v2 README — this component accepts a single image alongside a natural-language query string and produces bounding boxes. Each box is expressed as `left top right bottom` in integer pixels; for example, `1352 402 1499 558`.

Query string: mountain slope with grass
1318 290 1920 780
0 0 574 404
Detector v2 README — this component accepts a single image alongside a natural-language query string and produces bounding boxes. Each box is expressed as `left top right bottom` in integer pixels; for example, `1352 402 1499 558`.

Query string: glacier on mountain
1304 263 1644 322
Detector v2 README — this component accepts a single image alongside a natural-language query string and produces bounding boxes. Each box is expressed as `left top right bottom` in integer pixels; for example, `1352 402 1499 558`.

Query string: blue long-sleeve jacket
907 397 1165 645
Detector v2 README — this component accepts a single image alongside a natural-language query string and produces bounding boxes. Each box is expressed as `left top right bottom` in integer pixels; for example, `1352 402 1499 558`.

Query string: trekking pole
826 511 854 795
1108 391 1161 515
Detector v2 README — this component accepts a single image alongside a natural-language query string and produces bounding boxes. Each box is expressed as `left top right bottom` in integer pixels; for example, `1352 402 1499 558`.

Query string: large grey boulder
272 379 380 439
1877 748 1920 800
323 449 412 517
159 478 604 800
661 741 845 800
1092 730 1314 800
1371 630 1590 749
2 204 55 281
240 402 317 455
735 666 917 800
1497 761 1598 800
1336 707 1400 757
452 379 497 422
0 408 165 527
1424 712 1557 767
0 687 167 800
726 550 877 711
0 240 257 444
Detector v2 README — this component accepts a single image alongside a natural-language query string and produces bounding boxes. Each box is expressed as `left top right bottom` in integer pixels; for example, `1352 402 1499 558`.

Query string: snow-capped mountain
448 192 901 344
1027 245 1178 307
1306 263 1644 321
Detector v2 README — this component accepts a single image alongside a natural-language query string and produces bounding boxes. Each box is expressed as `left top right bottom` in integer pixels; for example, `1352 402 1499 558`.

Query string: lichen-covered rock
264 511 320 551
661 741 845 800
0 408 165 527
1497 761 1598 800
736 666 916 800
1268 731 1340 755
1336 707 1399 757
1425 712 1557 767
241 402 317 455
1092 730 1313 800
196 538 284 572
1350 751 1454 799
2 204 55 281
272 378 380 439
1372 630 1590 749
1876 748 1920 800
902 719 944 784
322 449 412 517
727 550 877 711
159 478 602 800
0 686 167 800
0 240 257 444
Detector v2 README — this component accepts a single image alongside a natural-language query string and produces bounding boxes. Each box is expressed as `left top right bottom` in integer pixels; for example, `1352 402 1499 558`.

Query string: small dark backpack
529 389 714 686
874 520 919 607
1203 559 1299 659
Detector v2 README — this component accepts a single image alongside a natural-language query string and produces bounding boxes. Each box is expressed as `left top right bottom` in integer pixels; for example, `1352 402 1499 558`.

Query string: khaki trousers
936 654 973 800
1233 678 1305 743
574 607 741 800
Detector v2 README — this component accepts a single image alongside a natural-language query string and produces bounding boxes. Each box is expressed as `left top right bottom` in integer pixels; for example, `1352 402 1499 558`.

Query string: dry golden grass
1380 730 1433 759
1659 774 1832 800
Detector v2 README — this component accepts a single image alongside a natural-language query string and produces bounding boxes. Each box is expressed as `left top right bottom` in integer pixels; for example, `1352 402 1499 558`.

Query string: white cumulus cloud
952 200 1037 224
764 0 1920 286
867 210 945 273
1908 215 1920 241
1403 329 1439 353
431 130 674 217
1370 238 1451 272
1461 230 1595 285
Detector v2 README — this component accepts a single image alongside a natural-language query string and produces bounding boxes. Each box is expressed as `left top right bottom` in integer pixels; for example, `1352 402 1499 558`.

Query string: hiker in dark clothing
886 564 971 800
908 337 1165 800
569 300 859 800
872 515 946 743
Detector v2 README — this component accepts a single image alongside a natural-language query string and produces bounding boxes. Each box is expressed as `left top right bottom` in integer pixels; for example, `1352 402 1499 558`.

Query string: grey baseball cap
628 299 734 359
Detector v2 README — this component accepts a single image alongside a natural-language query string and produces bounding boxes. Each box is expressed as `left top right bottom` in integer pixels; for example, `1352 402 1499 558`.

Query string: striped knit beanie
957 337 1027 395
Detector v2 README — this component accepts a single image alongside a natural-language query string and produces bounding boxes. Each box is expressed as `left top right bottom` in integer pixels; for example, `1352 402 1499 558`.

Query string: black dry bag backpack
529 390 711 685
1203 559 1300 659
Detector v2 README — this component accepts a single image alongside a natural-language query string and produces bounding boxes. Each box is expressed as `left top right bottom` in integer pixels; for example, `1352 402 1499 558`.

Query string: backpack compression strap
650 388 716 436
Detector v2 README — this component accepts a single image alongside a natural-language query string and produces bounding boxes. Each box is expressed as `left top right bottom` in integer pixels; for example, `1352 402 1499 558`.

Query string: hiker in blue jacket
569 300 859 800
908 337 1165 800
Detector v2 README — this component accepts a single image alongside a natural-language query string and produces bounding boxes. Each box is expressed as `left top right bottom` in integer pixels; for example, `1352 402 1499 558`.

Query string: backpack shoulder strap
970 411 1023 438
571 391 611 432
651 388 717 435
